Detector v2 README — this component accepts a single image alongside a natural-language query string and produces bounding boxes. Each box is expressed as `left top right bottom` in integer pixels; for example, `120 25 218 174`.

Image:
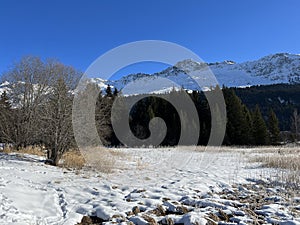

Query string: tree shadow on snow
0 152 45 163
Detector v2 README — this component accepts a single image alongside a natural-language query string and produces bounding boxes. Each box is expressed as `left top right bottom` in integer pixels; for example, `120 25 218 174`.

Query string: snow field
0 147 299 225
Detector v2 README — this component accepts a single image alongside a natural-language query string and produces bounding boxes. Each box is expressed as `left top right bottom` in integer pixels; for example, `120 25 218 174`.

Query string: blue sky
1 0 300 79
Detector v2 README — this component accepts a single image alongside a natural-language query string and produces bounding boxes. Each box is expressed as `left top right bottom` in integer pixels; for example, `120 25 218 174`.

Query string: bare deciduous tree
43 78 74 165
2 56 54 147
2 56 81 165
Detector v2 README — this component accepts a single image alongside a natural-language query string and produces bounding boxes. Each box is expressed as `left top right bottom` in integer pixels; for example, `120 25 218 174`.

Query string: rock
76 216 104 225
163 201 188 215
95 207 111 220
132 206 140 215
157 204 166 216
142 214 158 225
234 210 245 216
129 216 148 225
78 216 92 225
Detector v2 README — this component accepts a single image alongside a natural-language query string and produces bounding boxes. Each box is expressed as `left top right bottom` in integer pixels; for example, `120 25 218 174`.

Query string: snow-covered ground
0 147 299 225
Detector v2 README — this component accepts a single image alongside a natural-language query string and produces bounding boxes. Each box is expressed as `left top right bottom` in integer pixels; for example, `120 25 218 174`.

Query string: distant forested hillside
233 84 300 131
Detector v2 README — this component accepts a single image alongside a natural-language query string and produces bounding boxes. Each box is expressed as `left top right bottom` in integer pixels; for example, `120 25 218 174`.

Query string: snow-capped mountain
1 53 300 95
89 53 300 94
0 81 10 95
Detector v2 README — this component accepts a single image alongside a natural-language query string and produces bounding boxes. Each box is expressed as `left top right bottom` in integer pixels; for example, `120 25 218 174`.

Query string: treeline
120 84 300 146
74 82 285 146
233 84 300 131
100 87 281 146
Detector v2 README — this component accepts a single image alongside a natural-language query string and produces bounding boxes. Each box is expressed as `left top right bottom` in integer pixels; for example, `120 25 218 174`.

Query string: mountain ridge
89 52 300 94
1 53 300 95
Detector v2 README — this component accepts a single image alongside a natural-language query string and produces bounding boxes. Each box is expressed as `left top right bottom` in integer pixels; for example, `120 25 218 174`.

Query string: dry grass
1 144 122 173
109 148 127 158
60 150 86 169
252 148 300 189
80 146 124 173
59 147 128 171
2 146 13 154
18 146 46 156
2 145 46 157
255 154 300 171
250 146 300 154
141 145 232 153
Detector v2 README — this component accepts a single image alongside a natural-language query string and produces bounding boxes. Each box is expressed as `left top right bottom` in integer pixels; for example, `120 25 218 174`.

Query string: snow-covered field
0 147 299 225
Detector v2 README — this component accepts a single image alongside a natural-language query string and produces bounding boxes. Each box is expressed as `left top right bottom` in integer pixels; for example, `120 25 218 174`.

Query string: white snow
0 81 10 95
0 148 299 224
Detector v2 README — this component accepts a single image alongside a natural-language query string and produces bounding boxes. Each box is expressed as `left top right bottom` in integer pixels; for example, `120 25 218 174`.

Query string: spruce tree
113 87 119 97
0 91 13 144
268 109 280 145
105 85 113 97
242 105 254 145
223 88 252 145
252 105 269 145
0 91 11 110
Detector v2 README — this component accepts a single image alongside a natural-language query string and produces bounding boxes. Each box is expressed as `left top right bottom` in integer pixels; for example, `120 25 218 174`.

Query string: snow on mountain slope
0 81 10 95
1 53 300 95
87 53 300 94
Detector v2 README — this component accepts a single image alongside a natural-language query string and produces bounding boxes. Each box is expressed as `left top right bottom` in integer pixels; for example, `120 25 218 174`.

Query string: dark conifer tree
223 88 252 145
0 91 13 144
95 86 114 145
105 84 113 97
113 87 119 97
0 91 11 110
252 105 269 145
242 105 254 145
268 109 280 145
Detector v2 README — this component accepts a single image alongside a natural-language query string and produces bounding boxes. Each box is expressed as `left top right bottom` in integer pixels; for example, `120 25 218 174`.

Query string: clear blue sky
1 0 300 78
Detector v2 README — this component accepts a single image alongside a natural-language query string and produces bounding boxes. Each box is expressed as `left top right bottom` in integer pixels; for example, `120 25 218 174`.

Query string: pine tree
223 88 252 145
252 105 269 145
113 88 119 97
242 105 254 144
268 109 280 145
0 91 13 144
0 91 11 110
105 85 113 97
95 86 115 145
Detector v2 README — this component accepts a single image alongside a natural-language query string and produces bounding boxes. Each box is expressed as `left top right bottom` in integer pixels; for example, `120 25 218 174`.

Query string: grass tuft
60 150 86 169
252 147 300 189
